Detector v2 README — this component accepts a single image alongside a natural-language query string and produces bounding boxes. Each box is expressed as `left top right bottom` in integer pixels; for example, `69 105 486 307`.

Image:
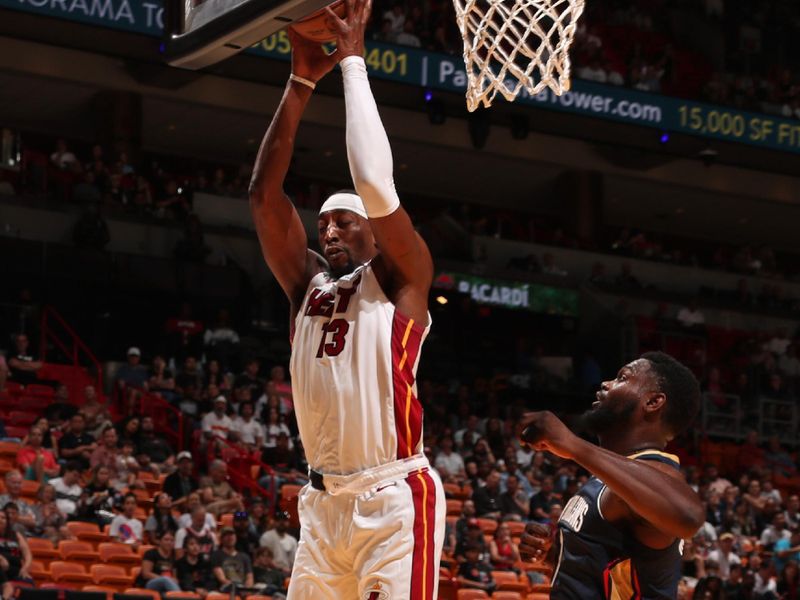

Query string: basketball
290 0 346 43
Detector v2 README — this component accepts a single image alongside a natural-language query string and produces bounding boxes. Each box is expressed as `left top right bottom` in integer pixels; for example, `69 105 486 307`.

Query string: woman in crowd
80 465 119 524
778 561 800 600
145 493 179 544
488 522 520 572
0 508 32 598
176 535 212 598
24 418 59 459
32 484 69 543
263 407 292 449
137 531 180 592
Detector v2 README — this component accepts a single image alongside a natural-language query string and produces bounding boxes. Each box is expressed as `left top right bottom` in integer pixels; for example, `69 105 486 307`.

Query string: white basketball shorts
287 455 446 599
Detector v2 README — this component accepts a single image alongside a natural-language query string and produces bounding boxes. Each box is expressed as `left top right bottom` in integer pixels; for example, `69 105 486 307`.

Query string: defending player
247 0 445 597
518 352 704 599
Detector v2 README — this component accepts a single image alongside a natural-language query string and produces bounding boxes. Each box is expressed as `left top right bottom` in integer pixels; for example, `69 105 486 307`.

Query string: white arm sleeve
341 55 401 218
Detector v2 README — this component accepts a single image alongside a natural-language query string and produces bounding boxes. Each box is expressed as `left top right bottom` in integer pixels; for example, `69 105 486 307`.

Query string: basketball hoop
453 0 585 111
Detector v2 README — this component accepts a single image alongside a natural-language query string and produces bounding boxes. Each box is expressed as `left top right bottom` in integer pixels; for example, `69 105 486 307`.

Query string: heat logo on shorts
363 581 389 599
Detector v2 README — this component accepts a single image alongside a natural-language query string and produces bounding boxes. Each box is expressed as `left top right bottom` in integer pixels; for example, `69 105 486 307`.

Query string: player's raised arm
249 33 338 306
327 0 434 316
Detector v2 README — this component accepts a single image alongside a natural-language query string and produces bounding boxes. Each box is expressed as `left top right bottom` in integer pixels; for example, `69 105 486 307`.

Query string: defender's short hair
641 351 701 437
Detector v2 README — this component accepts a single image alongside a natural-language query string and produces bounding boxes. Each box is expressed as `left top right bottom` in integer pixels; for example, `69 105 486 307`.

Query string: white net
454 0 585 111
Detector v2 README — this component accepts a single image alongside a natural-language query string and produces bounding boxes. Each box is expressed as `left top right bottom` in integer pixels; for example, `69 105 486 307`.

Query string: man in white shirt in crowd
707 532 740 578
48 461 84 518
234 402 264 451
176 504 218 560
676 300 706 329
434 435 465 482
259 511 297 576
110 493 144 546
202 396 234 443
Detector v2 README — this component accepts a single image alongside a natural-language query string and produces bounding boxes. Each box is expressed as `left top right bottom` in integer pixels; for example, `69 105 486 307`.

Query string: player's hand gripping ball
290 0 346 43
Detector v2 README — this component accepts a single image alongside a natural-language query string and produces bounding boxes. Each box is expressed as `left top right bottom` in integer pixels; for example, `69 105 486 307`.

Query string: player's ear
644 391 666 414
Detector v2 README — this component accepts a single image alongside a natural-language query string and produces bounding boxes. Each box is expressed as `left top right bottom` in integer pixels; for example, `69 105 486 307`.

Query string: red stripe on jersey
391 310 425 459
407 469 437 600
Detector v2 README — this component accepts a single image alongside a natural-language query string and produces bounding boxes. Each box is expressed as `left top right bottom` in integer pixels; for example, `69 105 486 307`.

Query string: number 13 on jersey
316 318 350 358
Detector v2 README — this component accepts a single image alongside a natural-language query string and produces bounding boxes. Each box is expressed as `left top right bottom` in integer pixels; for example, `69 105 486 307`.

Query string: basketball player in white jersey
248 0 445 597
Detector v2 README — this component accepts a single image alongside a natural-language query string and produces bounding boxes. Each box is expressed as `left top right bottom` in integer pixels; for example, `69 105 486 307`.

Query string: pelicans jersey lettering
551 450 683 600
287 263 445 600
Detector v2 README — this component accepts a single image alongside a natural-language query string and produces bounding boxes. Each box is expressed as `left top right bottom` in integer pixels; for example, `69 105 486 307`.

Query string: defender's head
583 351 700 441
318 191 377 278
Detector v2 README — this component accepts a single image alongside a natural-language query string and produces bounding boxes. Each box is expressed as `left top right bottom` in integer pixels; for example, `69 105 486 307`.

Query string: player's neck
596 428 665 456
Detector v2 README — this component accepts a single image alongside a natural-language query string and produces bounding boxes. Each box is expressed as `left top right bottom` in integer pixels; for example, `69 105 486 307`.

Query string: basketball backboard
164 0 334 69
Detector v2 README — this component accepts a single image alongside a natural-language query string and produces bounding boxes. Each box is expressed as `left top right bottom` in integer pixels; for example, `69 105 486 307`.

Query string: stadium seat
0 441 21 458
59 541 100 565
505 521 526 536
457 590 489 599
50 561 94 584
29 560 50 584
67 522 110 543
90 565 134 588
26 384 55 397
204 593 240 600
476 518 497 535
526 594 550 600
98 544 141 570
164 593 201 600
29 537 61 563
437 576 458 600
528 584 551 594
492 571 527 593
493 592 522 600
446 499 463 516
9 410 38 426
123 590 160 600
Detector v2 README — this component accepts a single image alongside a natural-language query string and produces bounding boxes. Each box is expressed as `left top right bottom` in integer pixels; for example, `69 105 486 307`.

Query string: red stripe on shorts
407 468 437 600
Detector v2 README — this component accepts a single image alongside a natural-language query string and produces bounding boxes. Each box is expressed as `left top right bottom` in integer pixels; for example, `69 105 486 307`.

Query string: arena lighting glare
660 132 670 143
435 296 448 305
424 89 433 102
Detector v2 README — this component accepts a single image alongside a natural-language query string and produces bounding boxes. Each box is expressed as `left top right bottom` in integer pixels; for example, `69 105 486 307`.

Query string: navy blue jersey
551 450 683 600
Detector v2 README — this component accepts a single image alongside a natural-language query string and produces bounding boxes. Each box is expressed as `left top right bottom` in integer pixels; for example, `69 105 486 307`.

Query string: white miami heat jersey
290 262 429 475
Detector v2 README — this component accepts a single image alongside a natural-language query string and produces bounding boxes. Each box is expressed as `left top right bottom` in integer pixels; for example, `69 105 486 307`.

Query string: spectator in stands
176 504 218 560
178 494 217 531
80 465 119 524
0 471 35 533
457 543 495 594
267 366 293 415
26 417 59 458
90 426 121 483
203 309 240 370
774 530 800 573
709 532 741 578
59 413 96 470
499 473 529 521
473 469 502 519
7 334 42 386
777 561 800 599
263 407 292 449
615 262 642 290
81 385 112 439
785 495 800 530
176 535 213 596
137 531 180 592
677 300 707 329
212 527 254 591
258 511 296 576
395 19 422 47
145 492 179 544
117 416 142 449
234 359 263 399
137 415 175 473
529 475 559 523
110 492 144 546
234 402 264 451
0 507 32 598
754 560 778 597
455 499 477 547
706 464 733 496
202 396 234 443
541 252 568 277
455 415 481 450
50 139 78 171
16 426 59 482
164 452 198 510
72 202 110 250
252 547 288 597
32 483 68 542
489 522 521 571
148 355 176 400
115 347 149 389
201 460 244 517
760 512 792 551
434 435 466 482
48 461 83 519
233 511 259 557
